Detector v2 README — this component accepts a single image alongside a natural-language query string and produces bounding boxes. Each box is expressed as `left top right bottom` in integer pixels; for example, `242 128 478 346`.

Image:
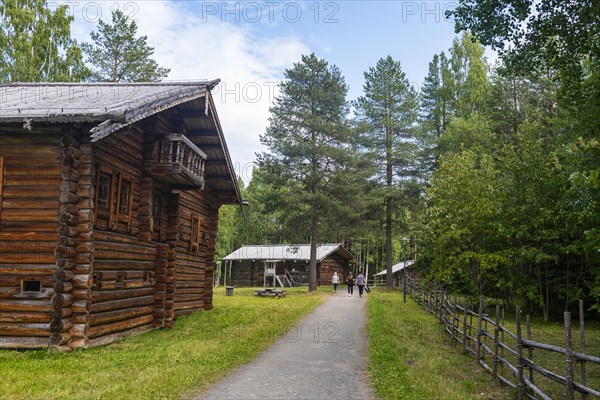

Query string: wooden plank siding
0 132 61 349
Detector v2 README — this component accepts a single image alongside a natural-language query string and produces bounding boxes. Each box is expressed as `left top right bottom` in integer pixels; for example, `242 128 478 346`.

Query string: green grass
492 313 600 398
367 288 510 400
0 287 328 400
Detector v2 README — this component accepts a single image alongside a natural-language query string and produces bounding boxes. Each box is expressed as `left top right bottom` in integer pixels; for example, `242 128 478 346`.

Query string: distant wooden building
221 244 360 287
0 81 241 350
374 260 417 286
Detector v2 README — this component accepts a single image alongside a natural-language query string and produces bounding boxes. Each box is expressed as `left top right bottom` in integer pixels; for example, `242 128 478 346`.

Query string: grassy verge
367 288 510 400
496 314 600 398
0 287 328 400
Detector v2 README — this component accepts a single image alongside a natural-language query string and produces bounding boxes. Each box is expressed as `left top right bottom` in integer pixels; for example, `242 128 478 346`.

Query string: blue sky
67 1 472 181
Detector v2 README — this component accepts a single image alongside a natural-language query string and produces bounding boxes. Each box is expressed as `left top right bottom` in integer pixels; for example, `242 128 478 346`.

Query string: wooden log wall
0 129 62 349
319 254 348 286
231 261 255 286
68 132 96 349
203 208 218 310
173 189 215 316
160 193 178 328
48 127 83 351
89 127 156 346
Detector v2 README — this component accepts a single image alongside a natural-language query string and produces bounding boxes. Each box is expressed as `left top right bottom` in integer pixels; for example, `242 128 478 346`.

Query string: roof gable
0 80 241 204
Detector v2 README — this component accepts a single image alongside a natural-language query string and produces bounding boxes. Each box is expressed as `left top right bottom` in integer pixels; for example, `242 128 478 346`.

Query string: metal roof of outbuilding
222 244 361 265
374 260 417 276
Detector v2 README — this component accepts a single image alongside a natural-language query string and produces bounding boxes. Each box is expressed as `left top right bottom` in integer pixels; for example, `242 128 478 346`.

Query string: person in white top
332 272 339 292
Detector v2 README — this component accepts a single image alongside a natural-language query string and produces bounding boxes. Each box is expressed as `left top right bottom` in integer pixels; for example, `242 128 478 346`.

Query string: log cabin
0 81 242 350
221 244 360 287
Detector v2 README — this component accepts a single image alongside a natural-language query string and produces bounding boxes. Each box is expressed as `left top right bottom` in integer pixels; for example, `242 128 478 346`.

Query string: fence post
453 295 459 345
516 306 524 400
579 300 588 400
500 308 505 375
476 295 484 362
462 301 469 351
565 311 575 400
440 288 446 326
433 281 438 319
526 315 534 384
492 305 500 380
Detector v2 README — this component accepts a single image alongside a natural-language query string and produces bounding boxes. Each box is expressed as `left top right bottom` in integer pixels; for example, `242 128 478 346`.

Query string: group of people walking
331 272 368 297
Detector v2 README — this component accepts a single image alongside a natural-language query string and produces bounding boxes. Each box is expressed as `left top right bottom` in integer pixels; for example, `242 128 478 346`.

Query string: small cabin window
97 173 111 209
143 272 150 283
118 179 130 213
92 273 98 288
115 273 125 287
152 193 162 232
190 215 201 252
22 280 42 293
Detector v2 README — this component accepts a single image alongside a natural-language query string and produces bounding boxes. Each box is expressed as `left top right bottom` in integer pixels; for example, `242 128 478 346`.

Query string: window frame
21 279 42 294
94 163 134 233
190 214 201 253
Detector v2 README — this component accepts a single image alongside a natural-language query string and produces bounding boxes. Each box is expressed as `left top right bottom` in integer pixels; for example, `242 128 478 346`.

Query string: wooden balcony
152 133 207 189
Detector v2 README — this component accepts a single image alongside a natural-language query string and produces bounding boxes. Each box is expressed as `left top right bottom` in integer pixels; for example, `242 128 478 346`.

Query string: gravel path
196 289 376 400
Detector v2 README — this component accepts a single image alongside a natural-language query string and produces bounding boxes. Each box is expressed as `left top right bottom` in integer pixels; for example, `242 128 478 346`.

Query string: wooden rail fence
406 278 600 399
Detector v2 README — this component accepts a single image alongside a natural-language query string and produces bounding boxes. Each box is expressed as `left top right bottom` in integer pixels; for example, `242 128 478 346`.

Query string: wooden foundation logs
65 135 96 350
49 129 82 350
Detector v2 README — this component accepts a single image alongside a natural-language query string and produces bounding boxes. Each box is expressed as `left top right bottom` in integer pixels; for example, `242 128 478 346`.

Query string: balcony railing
152 133 207 189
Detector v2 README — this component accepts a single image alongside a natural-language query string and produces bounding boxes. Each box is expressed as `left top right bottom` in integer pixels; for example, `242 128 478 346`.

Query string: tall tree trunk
385 124 393 288
309 202 319 292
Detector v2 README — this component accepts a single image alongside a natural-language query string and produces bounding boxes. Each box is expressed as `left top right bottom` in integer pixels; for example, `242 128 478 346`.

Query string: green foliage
451 0 599 97
419 1 600 316
82 10 170 82
420 47 600 315
354 56 421 286
0 0 90 82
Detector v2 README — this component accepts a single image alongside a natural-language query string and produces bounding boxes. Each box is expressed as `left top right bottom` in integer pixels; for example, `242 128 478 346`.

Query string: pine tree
354 56 419 288
257 54 355 292
82 10 170 82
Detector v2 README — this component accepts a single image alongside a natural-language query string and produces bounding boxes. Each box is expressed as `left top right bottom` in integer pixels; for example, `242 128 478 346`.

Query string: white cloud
69 0 311 182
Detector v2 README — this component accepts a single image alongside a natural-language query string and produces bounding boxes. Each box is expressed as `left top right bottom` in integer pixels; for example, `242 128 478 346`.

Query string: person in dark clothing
356 272 365 297
347 273 354 297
